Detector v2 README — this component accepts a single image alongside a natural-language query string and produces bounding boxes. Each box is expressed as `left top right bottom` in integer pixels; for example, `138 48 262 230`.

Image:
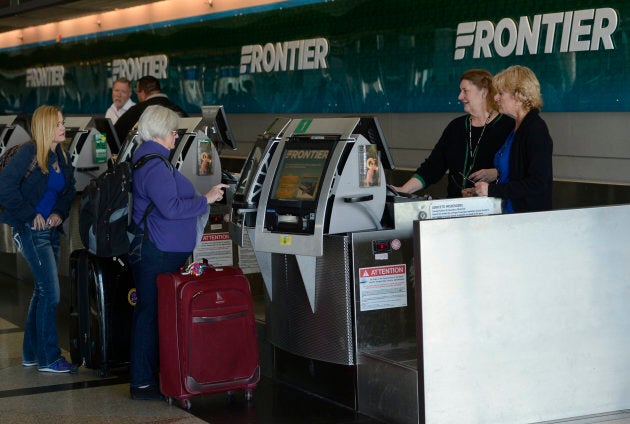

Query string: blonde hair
493 65 543 111
460 68 498 112
31 105 68 174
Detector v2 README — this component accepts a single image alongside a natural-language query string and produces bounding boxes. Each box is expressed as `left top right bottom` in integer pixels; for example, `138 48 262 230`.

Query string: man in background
115 75 188 143
105 77 135 124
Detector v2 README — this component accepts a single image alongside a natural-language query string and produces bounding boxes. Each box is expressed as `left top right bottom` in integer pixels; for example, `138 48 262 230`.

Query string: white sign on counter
358 264 407 311
193 232 233 266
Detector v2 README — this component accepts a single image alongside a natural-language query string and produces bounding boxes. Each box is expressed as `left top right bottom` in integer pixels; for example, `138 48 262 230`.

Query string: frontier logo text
454 8 618 60
240 38 329 74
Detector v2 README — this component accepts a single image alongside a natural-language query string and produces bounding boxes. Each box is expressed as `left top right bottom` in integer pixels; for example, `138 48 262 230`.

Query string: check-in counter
410 205 630 424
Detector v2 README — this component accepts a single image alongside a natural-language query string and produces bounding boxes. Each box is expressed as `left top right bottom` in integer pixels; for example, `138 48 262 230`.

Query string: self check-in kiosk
249 116 503 413
65 116 112 191
229 117 292 247
0 115 30 156
255 117 388 257
227 116 292 280
167 106 239 265
115 105 235 187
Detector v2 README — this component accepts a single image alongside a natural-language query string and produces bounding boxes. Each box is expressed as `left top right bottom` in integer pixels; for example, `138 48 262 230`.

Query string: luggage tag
180 258 224 276
181 261 209 276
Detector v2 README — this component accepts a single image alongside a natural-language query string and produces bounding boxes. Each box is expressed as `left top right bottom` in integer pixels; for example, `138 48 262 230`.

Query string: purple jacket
132 140 208 252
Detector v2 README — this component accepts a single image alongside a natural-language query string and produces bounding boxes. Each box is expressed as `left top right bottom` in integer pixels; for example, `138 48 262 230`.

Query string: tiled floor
0 272 380 424
2 270 630 424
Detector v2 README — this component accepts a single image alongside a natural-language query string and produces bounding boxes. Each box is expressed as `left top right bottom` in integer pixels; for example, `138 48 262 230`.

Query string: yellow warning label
279 234 292 246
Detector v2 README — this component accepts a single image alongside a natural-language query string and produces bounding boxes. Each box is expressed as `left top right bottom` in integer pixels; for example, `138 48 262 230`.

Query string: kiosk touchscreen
116 130 141 164
229 117 291 247
201 105 237 151
264 136 337 235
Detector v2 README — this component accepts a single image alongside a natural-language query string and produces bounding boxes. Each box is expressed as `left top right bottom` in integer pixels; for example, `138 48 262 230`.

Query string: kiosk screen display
270 136 337 204
264 136 338 234
234 140 265 199
64 127 84 151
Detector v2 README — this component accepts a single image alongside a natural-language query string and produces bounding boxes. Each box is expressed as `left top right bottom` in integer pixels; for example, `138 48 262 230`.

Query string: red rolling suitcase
157 263 260 409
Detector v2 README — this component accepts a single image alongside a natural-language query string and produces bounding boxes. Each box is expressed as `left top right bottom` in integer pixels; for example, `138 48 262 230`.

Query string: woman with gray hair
128 105 227 400
467 65 553 212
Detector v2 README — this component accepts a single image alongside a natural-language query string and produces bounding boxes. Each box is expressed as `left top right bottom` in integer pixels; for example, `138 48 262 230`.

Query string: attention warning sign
359 264 407 311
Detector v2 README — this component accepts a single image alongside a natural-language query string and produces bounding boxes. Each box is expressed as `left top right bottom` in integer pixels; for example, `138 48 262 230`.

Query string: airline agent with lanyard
392 69 514 198
466 65 553 212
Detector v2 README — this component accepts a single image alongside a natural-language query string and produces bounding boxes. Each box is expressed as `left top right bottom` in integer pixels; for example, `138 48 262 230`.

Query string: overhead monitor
202 105 237 151
352 116 395 170
92 117 121 154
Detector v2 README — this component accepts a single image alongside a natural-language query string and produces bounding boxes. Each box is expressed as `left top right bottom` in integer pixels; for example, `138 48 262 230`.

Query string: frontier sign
454 8 618 60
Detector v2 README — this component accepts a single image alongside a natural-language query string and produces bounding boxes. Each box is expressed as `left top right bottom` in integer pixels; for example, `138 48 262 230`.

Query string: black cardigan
414 113 514 198
488 109 553 212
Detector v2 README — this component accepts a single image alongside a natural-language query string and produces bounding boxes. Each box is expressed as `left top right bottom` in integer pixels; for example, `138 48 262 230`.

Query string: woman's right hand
32 213 46 231
469 168 498 183
204 183 229 204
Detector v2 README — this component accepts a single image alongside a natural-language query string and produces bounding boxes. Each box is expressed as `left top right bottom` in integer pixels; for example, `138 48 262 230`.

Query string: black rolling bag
69 249 135 376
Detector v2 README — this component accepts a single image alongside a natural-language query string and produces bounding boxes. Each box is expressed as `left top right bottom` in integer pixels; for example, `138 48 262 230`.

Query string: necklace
468 111 493 162
460 111 494 188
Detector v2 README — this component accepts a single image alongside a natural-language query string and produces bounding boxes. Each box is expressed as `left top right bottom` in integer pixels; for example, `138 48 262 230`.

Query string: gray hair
137 105 179 141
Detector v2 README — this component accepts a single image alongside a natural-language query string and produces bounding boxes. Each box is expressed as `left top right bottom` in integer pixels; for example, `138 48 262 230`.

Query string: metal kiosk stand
253 116 400 407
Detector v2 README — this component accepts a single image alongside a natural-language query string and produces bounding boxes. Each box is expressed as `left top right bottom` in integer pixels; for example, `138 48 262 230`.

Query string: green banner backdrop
0 0 627 114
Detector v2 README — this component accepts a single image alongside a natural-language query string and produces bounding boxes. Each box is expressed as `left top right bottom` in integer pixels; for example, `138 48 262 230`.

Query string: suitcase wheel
167 397 191 410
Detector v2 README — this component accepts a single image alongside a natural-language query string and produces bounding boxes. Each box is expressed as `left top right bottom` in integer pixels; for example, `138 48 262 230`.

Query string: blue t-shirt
35 166 66 219
494 130 515 213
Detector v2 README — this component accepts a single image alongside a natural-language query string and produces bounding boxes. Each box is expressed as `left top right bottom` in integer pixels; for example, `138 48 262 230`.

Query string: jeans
13 224 62 367
128 231 190 388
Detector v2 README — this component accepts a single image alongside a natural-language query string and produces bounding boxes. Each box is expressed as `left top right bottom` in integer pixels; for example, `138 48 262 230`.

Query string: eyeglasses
57 120 65 127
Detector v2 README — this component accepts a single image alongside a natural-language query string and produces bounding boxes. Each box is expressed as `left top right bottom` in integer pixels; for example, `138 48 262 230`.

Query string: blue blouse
494 130 515 213
35 165 66 219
